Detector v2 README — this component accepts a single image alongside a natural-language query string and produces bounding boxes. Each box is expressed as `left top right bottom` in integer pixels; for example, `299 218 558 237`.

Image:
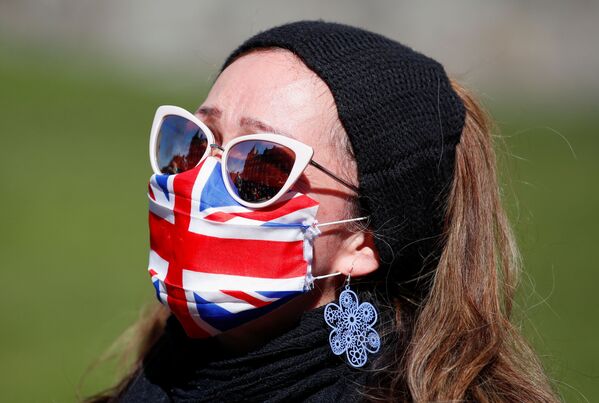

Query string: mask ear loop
306 254 359 288
314 216 369 228
306 271 342 290
305 218 368 290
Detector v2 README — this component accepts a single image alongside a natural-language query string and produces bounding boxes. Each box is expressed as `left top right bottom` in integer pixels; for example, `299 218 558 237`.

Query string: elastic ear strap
315 216 369 228
312 271 343 281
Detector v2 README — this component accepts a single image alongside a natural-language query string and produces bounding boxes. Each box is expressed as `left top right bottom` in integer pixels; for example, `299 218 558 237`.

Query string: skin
195 48 379 350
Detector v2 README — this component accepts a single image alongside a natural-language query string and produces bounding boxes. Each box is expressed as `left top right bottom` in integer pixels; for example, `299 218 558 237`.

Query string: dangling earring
324 267 381 368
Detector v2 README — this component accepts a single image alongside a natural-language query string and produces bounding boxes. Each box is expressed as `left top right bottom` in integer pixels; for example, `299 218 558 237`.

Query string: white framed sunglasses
149 105 359 208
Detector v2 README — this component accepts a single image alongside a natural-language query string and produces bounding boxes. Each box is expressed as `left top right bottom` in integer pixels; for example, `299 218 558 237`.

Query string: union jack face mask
147 106 368 338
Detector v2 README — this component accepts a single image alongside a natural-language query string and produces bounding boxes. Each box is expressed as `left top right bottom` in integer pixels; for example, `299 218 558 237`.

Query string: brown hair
83 79 559 402
359 79 560 402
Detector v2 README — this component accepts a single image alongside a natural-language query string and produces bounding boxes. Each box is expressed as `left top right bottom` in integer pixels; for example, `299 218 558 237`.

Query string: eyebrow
196 106 293 138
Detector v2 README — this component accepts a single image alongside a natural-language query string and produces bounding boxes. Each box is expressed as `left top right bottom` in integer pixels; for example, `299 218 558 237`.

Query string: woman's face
195 49 358 304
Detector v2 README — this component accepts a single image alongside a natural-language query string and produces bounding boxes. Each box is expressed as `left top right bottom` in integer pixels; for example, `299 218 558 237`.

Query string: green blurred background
0 1 598 402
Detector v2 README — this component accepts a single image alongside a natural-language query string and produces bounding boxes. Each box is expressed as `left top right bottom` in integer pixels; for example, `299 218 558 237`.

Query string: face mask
147 156 363 338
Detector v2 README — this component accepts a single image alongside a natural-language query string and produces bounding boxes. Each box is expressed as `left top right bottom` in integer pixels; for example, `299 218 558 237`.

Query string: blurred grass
494 101 599 401
0 41 597 402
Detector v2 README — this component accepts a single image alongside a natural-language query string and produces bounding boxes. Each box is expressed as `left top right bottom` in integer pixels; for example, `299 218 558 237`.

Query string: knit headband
219 20 466 291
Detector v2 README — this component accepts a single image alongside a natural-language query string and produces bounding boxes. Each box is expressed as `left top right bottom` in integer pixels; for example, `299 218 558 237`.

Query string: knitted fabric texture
219 20 466 288
118 306 377 402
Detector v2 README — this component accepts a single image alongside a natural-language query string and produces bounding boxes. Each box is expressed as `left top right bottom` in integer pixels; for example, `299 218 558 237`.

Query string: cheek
291 173 312 194
312 232 343 276
309 192 350 276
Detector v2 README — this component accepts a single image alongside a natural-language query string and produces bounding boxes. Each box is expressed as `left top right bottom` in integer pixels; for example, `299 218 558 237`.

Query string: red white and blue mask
147 156 323 338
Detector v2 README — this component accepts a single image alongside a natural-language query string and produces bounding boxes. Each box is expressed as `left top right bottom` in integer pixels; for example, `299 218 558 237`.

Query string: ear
330 230 379 278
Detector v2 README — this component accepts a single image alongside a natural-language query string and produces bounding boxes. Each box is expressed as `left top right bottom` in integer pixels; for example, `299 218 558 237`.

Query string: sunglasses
149 105 359 208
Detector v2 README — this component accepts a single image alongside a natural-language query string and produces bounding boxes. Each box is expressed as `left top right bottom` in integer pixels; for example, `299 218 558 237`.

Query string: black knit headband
219 20 466 290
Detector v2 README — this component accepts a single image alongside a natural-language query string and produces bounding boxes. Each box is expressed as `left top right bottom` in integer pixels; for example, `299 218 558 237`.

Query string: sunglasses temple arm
309 160 360 193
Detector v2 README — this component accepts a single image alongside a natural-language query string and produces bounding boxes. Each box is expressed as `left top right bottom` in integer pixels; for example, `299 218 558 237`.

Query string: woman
88 20 559 402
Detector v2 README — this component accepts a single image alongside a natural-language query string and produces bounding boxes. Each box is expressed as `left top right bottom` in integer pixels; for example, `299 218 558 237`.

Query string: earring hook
345 262 355 290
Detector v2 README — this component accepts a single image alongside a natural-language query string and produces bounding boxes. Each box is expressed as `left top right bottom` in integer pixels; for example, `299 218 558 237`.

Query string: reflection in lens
157 115 208 174
226 140 295 203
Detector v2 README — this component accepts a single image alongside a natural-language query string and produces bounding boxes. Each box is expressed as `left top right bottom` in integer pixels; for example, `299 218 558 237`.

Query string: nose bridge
209 143 224 159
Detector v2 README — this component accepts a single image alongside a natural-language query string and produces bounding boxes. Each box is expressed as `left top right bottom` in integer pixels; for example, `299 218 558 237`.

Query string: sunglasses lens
226 140 295 204
156 115 209 174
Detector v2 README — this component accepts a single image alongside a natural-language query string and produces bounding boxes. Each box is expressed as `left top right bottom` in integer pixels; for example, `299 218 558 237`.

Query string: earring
324 268 381 368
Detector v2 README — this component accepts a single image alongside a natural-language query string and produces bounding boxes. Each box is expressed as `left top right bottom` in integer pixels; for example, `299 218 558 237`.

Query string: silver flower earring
324 268 381 368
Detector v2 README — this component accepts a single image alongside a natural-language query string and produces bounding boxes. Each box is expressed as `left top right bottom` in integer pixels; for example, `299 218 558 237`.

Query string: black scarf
117 305 375 402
